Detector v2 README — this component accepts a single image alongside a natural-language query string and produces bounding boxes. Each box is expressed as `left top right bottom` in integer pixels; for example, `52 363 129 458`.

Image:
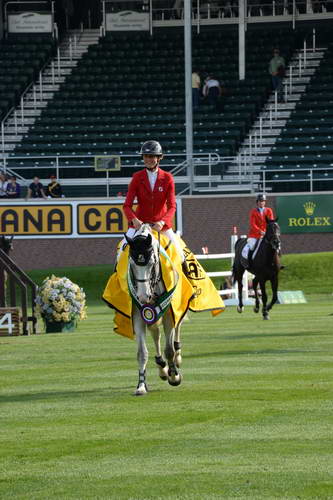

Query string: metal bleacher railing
1 151 331 195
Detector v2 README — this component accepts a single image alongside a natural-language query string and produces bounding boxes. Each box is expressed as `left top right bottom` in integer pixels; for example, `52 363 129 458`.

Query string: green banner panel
276 195 333 233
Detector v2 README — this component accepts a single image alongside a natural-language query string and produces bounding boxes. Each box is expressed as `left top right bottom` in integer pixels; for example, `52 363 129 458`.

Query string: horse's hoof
167 367 182 386
237 306 244 313
263 315 270 321
175 351 182 368
168 373 182 387
135 383 148 396
158 365 168 381
253 307 259 314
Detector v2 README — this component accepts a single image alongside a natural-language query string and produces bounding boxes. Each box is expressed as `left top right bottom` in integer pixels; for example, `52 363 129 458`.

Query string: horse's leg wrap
155 356 168 381
135 370 148 395
173 341 182 368
155 355 167 368
174 341 181 352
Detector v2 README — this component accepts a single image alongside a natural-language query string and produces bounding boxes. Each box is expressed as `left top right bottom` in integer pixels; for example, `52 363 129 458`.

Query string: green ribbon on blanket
127 245 179 325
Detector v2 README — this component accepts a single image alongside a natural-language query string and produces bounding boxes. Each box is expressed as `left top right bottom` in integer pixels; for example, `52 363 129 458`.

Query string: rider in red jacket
241 194 274 268
123 140 185 265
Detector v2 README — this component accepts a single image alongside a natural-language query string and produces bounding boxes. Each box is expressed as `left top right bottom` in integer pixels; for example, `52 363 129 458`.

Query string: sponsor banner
0 200 182 239
8 12 53 33
0 204 72 235
277 194 333 233
77 204 129 235
106 11 149 31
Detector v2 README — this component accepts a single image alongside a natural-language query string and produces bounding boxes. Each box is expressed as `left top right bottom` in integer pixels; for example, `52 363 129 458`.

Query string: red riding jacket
123 168 176 230
248 207 274 238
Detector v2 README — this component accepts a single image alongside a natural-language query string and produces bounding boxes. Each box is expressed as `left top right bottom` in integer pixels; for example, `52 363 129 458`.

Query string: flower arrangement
36 275 87 325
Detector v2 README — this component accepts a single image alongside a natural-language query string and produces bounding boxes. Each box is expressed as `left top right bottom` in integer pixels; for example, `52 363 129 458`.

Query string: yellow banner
0 205 72 235
77 204 130 234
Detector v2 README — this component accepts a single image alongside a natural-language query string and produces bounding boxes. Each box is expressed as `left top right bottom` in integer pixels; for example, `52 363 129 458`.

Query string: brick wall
9 194 333 270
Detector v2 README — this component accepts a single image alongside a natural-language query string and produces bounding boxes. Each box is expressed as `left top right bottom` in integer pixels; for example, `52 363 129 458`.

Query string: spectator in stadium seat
27 176 47 200
269 48 285 102
192 70 201 110
46 175 64 198
0 172 8 199
6 176 21 199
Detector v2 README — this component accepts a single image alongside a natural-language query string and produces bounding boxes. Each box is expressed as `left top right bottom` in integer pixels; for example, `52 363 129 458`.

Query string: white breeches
241 237 258 259
118 227 185 262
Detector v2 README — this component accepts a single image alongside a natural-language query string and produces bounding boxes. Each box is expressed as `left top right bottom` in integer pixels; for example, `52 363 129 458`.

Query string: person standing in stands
46 174 63 198
27 176 47 200
0 172 8 199
6 175 21 198
241 194 275 268
202 75 223 109
123 140 187 272
192 69 201 110
269 48 285 102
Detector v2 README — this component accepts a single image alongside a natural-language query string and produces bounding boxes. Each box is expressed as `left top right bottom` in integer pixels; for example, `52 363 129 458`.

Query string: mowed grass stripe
0 298 332 499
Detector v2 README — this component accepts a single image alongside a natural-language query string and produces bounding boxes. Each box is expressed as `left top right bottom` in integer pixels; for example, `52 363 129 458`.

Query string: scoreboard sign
0 200 182 239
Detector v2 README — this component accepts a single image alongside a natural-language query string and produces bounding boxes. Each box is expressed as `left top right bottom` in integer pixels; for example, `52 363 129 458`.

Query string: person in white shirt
0 172 8 198
203 76 222 108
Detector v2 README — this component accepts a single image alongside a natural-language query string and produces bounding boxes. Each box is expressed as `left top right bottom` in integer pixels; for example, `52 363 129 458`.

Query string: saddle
239 238 261 269
103 232 225 339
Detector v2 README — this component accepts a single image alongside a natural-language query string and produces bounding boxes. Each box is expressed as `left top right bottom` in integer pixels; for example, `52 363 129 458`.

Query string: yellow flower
61 312 70 322
52 312 62 322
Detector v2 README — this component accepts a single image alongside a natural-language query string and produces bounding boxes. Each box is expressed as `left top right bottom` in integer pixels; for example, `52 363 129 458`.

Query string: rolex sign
276 195 333 233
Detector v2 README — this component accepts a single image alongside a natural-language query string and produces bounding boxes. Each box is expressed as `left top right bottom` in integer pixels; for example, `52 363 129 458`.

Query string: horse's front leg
253 276 260 314
163 309 182 387
133 307 149 395
260 280 269 320
174 321 182 368
267 274 279 312
150 322 168 381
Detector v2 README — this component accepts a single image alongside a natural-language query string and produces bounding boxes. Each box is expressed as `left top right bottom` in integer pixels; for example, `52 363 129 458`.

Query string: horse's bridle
265 222 281 253
129 245 161 297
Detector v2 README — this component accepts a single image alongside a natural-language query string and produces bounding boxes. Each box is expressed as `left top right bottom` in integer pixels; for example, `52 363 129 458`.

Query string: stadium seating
265 33 333 192
0 35 55 120
5 26 309 194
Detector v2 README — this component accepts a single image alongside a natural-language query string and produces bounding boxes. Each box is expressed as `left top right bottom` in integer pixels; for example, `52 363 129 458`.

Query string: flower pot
44 320 76 333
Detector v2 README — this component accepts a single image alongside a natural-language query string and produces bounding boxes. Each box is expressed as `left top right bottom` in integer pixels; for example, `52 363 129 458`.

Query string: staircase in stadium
222 46 328 190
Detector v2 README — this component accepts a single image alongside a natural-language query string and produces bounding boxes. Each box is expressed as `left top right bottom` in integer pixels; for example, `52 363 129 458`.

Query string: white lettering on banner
8 12 53 33
106 11 149 31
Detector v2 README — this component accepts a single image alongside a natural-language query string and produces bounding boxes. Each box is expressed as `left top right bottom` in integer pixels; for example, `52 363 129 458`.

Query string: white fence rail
195 235 253 306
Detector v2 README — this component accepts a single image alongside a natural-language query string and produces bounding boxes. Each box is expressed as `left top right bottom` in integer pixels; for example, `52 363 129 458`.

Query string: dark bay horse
232 218 282 320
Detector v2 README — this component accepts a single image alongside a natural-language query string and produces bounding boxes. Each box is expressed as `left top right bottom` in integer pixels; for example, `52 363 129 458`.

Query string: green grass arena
0 253 332 499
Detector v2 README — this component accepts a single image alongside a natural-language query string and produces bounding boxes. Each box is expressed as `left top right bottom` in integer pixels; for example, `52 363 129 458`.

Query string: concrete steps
227 45 328 188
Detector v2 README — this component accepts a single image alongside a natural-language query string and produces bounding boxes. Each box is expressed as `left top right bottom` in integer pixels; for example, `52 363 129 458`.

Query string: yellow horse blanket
103 233 224 339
